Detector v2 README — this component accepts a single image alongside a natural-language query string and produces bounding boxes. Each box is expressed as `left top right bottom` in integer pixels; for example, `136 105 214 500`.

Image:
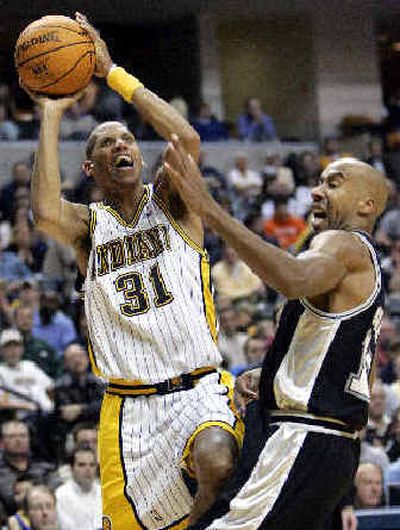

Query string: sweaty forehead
95 122 131 138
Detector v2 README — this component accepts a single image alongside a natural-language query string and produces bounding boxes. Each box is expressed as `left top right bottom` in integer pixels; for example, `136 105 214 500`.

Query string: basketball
15 15 95 96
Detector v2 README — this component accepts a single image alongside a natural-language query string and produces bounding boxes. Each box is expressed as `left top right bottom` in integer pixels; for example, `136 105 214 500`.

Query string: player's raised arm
163 136 359 300
30 93 89 248
75 12 200 161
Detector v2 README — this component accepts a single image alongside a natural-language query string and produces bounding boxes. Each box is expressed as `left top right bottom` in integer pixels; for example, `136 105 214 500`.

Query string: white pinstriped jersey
84 184 221 383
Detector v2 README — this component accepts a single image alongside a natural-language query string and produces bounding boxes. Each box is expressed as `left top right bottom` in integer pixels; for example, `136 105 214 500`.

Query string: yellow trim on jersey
101 185 150 228
181 370 244 477
200 255 218 343
167 516 189 530
89 207 97 236
153 193 206 256
99 393 146 530
87 339 102 378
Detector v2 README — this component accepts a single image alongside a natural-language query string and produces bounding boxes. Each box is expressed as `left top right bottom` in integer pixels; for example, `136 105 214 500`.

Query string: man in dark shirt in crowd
51 344 104 461
0 420 55 515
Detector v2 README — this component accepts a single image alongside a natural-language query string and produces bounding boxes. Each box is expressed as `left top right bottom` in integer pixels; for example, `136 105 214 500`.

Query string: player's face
310 164 360 232
90 123 143 190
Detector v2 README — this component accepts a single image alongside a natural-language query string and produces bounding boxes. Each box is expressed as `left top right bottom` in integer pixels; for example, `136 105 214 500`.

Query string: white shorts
99 370 243 530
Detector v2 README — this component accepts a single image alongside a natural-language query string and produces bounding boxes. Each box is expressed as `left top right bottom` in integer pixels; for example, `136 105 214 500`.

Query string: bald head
85 121 132 158
327 158 389 218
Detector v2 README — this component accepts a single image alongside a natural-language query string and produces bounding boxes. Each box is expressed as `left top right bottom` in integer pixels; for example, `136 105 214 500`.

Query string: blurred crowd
0 78 399 527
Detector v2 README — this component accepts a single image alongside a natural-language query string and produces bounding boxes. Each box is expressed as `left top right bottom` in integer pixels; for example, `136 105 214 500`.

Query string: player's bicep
37 199 89 247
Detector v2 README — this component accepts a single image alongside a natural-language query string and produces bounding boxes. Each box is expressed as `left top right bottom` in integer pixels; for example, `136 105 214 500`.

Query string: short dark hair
69 444 96 467
72 421 97 442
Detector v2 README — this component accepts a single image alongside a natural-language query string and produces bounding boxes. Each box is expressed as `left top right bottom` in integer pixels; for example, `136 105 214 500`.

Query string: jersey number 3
115 264 174 316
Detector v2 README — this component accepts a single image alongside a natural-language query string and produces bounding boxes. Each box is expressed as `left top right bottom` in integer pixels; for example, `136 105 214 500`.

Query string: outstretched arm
163 136 353 300
75 12 200 161
31 94 89 248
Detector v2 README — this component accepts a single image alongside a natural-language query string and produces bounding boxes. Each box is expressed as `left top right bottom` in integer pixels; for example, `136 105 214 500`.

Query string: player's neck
104 183 146 221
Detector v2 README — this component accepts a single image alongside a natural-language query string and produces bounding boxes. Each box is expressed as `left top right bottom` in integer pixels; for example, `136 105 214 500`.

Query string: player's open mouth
113 155 134 169
312 211 326 219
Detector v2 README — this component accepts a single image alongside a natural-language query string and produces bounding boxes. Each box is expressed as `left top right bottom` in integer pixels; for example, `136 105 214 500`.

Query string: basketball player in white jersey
27 13 243 530
163 137 389 529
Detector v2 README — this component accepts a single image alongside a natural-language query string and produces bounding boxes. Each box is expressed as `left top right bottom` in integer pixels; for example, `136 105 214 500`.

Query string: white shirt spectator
227 167 262 197
56 478 102 530
0 360 53 411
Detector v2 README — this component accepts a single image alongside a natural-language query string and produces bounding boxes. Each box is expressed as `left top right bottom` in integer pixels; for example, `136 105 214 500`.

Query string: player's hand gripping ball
15 15 95 96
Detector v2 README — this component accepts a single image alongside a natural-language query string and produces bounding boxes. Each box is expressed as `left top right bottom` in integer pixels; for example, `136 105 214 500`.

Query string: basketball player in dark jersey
163 136 388 530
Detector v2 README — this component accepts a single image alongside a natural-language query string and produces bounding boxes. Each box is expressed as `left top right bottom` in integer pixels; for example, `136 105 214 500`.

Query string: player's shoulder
310 229 371 271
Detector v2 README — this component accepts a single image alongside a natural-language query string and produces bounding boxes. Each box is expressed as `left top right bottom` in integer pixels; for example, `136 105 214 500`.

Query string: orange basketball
15 15 95 96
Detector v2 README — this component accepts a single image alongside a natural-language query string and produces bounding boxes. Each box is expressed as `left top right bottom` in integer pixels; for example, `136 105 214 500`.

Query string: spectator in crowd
52 344 103 460
6 222 47 275
263 198 307 250
211 245 264 302
199 151 229 202
261 153 295 194
359 428 390 472
32 292 77 359
59 99 99 141
72 422 98 457
0 329 54 418
0 421 55 515
0 280 14 329
8 473 34 530
55 447 101 530
231 336 268 376
227 153 262 219
0 102 19 140
15 305 60 378
354 463 384 509
237 97 277 142
191 102 229 142
217 305 248 370
365 138 395 181
25 485 59 530
365 381 393 450
319 137 350 171
41 241 76 300
11 89 38 141
0 161 31 222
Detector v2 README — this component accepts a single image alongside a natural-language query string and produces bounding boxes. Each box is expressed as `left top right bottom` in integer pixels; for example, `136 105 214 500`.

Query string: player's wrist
106 65 144 102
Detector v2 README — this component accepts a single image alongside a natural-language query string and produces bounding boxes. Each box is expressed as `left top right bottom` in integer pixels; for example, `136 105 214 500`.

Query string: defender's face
90 124 143 190
310 166 358 232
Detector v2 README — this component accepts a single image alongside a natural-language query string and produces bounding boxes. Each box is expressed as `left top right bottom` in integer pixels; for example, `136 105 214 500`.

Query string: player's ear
82 160 94 177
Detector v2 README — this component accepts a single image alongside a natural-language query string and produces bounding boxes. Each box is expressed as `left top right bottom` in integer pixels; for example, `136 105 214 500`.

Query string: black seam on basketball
36 50 94 90
19 24 90 38
16 40 94 68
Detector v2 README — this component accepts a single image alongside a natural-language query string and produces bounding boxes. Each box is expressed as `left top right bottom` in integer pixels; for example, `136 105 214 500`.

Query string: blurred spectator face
370 140 383 158
14 478 33 508
274 200 289 221
27 487 57 530
223 246 238 265
12 162 31 187
15 306 34 333
13 222 32 249
63 344 89 375
369 383 386 421
245 338 267 364
246 97 262 118
39 292 60 325
323 138 339 155
1 340 24 367
390 240 400 267
379 315 397 350
72 449 97 491
2 421 30 456
199 103 212 119
355 463 383 508
219 307 238 334
254 319 275 341
75 428 98 454
235 154 248 172
13 206 30 226
19 282 40 308
14 187 30 209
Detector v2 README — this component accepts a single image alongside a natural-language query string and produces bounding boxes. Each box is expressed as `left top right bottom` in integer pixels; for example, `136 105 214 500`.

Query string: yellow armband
106 66 144 102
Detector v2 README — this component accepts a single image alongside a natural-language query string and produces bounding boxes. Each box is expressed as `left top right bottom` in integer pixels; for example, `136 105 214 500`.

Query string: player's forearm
132 88 200 160
206 202 339 299
32 108 63 228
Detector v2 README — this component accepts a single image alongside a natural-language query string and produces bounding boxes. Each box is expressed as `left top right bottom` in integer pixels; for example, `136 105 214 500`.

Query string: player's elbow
32 208 58 235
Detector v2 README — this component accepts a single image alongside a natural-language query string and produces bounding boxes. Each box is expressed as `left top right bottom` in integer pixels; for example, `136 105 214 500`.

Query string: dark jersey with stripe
259 231 384 431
